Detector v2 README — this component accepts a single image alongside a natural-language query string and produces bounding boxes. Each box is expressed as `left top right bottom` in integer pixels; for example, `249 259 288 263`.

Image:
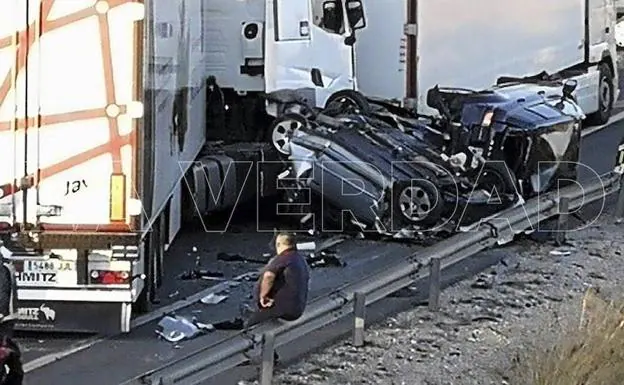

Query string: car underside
266 81 584 237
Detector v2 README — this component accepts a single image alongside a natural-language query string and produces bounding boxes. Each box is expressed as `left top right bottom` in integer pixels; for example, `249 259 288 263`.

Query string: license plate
15 259 77 287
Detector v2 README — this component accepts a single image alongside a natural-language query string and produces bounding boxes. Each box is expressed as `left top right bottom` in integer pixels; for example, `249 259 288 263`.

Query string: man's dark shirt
254 249 310 317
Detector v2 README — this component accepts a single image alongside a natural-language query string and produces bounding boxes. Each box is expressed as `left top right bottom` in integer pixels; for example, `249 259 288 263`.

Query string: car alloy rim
398 185 433 221
272 118 303 155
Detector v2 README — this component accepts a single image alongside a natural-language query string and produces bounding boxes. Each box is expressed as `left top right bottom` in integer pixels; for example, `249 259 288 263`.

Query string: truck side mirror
346 0 366 30
322 0 342 33
562 79 577 99
426 86 442 109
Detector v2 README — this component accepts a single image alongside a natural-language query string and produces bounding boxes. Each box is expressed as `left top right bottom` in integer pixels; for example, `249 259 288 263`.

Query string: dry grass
511 288 624 385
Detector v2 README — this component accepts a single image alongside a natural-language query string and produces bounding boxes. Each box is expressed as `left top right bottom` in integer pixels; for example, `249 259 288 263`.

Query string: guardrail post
353 292 366 347
260 331 276 385
555 196 570 246
615 178 624 223
428 257 441 312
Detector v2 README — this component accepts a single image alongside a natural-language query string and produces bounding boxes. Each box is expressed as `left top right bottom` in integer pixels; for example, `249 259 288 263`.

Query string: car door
264 0 356 108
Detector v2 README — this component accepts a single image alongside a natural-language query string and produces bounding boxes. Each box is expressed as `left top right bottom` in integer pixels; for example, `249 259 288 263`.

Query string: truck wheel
586 63 614 126
324 90 372 115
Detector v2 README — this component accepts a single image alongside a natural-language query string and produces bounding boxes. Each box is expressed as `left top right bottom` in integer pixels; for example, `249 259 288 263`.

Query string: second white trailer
355 0 619 124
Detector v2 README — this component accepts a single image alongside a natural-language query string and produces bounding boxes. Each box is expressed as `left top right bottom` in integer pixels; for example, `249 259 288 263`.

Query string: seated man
247 232 310 327
213 232 310 331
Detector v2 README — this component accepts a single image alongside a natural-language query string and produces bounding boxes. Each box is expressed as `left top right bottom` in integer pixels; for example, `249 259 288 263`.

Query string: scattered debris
236 272 260 282
307 250 346 268
217 252 268 264
200 292 229 305
314 236 346 253
212 317 245 331
549 248 574 257
155 315 214 343
178 269 224 281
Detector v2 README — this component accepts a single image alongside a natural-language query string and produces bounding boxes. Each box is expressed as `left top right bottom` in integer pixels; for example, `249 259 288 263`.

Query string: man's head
275 232 296 255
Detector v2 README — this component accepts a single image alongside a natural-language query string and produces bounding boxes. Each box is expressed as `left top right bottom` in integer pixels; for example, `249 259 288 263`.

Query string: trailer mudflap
15 299 131 333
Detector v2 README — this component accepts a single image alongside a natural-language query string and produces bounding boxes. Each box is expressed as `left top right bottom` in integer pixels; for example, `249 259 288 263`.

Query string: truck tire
135 240 154 314
324 90 373 115
586 63 614 126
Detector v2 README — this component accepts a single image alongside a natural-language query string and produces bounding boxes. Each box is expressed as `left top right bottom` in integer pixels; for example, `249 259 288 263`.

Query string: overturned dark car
268 80 584 235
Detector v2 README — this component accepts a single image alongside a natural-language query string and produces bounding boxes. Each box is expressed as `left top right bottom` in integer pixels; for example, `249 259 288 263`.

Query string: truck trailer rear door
0 0 28 228
30 0 142 231
264 0 356 108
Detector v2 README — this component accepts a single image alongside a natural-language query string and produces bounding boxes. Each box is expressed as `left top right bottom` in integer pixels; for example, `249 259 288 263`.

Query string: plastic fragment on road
297 241 316 251
550 248 574 256
200 292 228 305
155 315 215 343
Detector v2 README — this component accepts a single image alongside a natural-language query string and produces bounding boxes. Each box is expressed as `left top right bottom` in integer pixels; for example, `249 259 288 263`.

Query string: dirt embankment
258 214 624 385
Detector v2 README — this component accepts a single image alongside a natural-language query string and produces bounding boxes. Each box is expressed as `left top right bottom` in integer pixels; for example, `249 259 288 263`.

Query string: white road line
582 109 624 138
23 271 257 373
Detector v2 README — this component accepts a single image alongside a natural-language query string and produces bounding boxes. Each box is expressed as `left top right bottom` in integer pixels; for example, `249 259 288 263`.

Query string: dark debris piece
177 269 224 281
307 250 346 268
217 252 269 264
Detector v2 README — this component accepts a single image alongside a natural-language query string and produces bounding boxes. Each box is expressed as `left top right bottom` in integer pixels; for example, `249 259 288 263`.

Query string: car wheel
586 63 614 126
324 90 373 115
269 114 306 155
392 179 444 228
477 162 518 197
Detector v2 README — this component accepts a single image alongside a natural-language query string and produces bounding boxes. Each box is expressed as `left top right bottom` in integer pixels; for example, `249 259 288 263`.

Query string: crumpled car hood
453 85 581 194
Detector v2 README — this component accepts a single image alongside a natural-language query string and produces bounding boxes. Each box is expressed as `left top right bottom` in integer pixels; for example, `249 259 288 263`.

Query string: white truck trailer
0 0 367 333
0 0 209 333
355 0 619 125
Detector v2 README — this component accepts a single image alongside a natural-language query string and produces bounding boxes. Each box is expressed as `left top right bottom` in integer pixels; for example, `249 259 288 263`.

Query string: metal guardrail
123 171 623 385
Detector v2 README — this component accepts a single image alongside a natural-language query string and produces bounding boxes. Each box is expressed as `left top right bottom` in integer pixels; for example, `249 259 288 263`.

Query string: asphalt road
15 113 624 384
22 238 420 385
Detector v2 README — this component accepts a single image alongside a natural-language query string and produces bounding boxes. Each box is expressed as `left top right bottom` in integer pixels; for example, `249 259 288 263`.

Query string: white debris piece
297 242 316 251
200 293 228 305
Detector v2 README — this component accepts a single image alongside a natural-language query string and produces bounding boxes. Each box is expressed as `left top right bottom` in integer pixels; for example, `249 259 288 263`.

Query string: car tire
391 179 445 228
324 90 373 115
476 161 519 199
267 113 307 155
586 62 614 126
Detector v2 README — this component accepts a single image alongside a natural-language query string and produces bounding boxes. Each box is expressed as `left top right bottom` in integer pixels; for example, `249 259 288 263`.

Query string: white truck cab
202 0 366 141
